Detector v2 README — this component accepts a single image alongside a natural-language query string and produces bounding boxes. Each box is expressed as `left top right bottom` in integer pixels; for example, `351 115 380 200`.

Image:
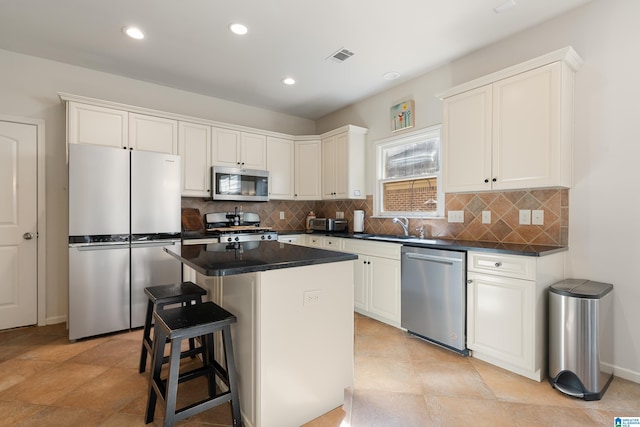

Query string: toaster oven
309 218 347 232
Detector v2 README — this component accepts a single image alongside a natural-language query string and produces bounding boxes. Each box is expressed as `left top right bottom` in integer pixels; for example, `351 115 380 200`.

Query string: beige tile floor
1 313 639 426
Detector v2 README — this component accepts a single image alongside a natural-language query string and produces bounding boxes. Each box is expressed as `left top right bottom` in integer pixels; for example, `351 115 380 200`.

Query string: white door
0 121 37 330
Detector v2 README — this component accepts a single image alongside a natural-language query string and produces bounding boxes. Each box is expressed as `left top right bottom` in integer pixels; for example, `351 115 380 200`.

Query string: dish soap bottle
305 211 316 232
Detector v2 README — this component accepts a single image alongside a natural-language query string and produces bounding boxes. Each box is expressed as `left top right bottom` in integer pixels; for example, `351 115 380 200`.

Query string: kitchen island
165 241 357 427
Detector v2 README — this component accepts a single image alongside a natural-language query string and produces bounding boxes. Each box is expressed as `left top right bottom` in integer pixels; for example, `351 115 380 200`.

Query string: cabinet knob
466 279 473 284
484 179 489 183
494 262 502 268
492 177 497 182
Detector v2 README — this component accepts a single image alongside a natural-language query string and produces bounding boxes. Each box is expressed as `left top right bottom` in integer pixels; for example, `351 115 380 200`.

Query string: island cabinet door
353 255 367 312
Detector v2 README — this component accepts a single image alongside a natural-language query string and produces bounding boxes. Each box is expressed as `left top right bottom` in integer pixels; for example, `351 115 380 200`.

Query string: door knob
23 232 33 240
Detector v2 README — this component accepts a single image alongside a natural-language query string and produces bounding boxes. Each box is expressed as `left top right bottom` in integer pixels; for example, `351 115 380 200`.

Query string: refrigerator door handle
131 240 180 248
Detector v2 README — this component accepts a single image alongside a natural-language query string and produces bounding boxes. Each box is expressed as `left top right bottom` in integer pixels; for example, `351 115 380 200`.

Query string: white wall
317 0 640 382
0 49 315 325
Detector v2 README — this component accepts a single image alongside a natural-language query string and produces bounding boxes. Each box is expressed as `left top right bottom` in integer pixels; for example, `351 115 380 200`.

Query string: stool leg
163 336 183 427
139 299 154 373
222 325 242 426
145 324 165 424
203 332 216 397
187 296 203 357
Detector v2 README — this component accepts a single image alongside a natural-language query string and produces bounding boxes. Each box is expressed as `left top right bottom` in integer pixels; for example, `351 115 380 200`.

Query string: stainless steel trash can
548 279 614 400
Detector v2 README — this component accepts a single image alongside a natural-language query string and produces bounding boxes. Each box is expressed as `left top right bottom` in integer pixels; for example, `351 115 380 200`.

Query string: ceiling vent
327 48 355 63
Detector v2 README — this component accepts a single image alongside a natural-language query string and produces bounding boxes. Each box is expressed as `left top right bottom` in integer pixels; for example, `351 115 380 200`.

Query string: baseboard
45 315 67 326
606 363 640 385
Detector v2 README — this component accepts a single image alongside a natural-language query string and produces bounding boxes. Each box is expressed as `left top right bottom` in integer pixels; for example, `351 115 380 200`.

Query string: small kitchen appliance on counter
308 218 348 232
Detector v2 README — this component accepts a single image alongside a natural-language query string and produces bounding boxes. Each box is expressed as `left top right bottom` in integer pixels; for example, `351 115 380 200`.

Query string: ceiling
0 0 592 120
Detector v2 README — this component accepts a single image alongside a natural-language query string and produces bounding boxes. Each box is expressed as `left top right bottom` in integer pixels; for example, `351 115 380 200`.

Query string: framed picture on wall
390 100 414 132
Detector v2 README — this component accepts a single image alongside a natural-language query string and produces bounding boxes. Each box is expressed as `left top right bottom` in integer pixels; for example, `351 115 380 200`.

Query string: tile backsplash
183 188 568 246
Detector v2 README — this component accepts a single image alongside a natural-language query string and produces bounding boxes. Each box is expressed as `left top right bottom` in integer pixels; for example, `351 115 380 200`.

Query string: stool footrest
173 393 232 422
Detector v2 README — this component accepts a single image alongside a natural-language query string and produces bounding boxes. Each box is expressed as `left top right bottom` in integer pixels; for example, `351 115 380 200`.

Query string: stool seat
139 281 207 374
144 281 207 306
145 301 242 426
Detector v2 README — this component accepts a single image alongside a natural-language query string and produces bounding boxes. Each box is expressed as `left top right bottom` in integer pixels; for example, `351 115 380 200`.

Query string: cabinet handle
494 262 501 268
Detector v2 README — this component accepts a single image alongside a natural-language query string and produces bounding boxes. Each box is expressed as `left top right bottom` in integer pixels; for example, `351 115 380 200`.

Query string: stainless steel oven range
187 211 278 244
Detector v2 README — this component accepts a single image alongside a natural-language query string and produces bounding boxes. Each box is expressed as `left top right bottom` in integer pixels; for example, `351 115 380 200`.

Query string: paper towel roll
353 210 365 233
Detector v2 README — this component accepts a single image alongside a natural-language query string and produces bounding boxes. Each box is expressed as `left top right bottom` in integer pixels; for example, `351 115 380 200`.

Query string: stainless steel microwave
211 166 269 202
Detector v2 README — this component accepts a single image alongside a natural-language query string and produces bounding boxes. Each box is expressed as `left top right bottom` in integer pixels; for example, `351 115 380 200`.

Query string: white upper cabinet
212 127 267 170
294 139 321 200
442 86 492 193
68 102 178 155
440 47 582 193
321 126 366 199
266 136 294 200
128 113 178 154
179 122 211 197
68 102 128 149
61 94 368 201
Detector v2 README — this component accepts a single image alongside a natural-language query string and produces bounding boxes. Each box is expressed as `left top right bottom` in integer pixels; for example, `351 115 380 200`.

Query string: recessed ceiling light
282 77 296 85
122 26 144 40
229 23 248 35
383 71 400 80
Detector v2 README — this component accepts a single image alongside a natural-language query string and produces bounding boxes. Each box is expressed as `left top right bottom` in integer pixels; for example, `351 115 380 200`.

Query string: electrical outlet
482 211 491 224
279 211 285 220
336 211 344 219
532 210 544 225
303 290 321 306
448 210 464 223
519 209 531 225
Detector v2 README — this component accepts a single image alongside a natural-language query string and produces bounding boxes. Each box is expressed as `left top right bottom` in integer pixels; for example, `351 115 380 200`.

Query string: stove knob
267 235 272 240
261 235 266 240
227 237 233 242
234 236 240 242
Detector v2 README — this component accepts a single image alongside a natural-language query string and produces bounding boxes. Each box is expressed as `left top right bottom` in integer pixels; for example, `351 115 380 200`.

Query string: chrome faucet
392 217 409 236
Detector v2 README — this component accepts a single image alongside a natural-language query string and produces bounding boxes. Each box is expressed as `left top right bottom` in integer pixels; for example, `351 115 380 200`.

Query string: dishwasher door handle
404 252 462 265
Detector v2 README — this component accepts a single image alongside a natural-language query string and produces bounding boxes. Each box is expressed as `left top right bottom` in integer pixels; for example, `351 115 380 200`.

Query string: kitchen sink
358 234 439 245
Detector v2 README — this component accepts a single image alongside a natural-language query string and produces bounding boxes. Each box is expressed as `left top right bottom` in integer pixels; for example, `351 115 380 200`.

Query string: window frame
374 124 444 218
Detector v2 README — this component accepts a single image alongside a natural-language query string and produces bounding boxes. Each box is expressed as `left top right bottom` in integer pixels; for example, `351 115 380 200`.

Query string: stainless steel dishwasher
401 246 468 354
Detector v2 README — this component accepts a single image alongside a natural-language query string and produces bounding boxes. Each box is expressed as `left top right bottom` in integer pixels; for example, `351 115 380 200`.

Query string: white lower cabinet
466 250 564 381
306 235 343 250
277 234 306 245
343 239 401 327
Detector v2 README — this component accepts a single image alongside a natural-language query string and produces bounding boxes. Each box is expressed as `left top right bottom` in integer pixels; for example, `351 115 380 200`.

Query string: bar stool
144 301 242 427
139 281 207 373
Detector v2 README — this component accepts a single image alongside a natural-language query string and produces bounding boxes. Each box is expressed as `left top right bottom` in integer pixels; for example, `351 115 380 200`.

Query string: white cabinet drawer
467 251 536 281
343 239 401 260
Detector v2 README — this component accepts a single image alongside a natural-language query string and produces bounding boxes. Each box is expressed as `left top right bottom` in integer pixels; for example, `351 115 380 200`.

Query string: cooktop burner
203 211 277 243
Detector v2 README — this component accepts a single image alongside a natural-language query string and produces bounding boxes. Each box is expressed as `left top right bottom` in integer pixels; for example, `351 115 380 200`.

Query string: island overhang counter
165 241 357 427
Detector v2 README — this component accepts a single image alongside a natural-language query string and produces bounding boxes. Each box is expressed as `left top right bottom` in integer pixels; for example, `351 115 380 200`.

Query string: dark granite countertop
306 232 567 257
165 241 357 277
182 230 566 257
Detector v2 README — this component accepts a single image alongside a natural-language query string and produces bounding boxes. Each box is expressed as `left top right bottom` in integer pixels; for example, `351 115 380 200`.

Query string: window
375 125 443 218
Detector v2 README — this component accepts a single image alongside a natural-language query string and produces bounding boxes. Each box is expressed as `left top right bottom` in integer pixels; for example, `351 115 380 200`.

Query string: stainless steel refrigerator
68 144 181 340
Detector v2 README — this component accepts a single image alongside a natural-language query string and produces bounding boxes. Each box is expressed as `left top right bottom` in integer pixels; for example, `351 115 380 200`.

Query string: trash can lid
549 278 613 299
